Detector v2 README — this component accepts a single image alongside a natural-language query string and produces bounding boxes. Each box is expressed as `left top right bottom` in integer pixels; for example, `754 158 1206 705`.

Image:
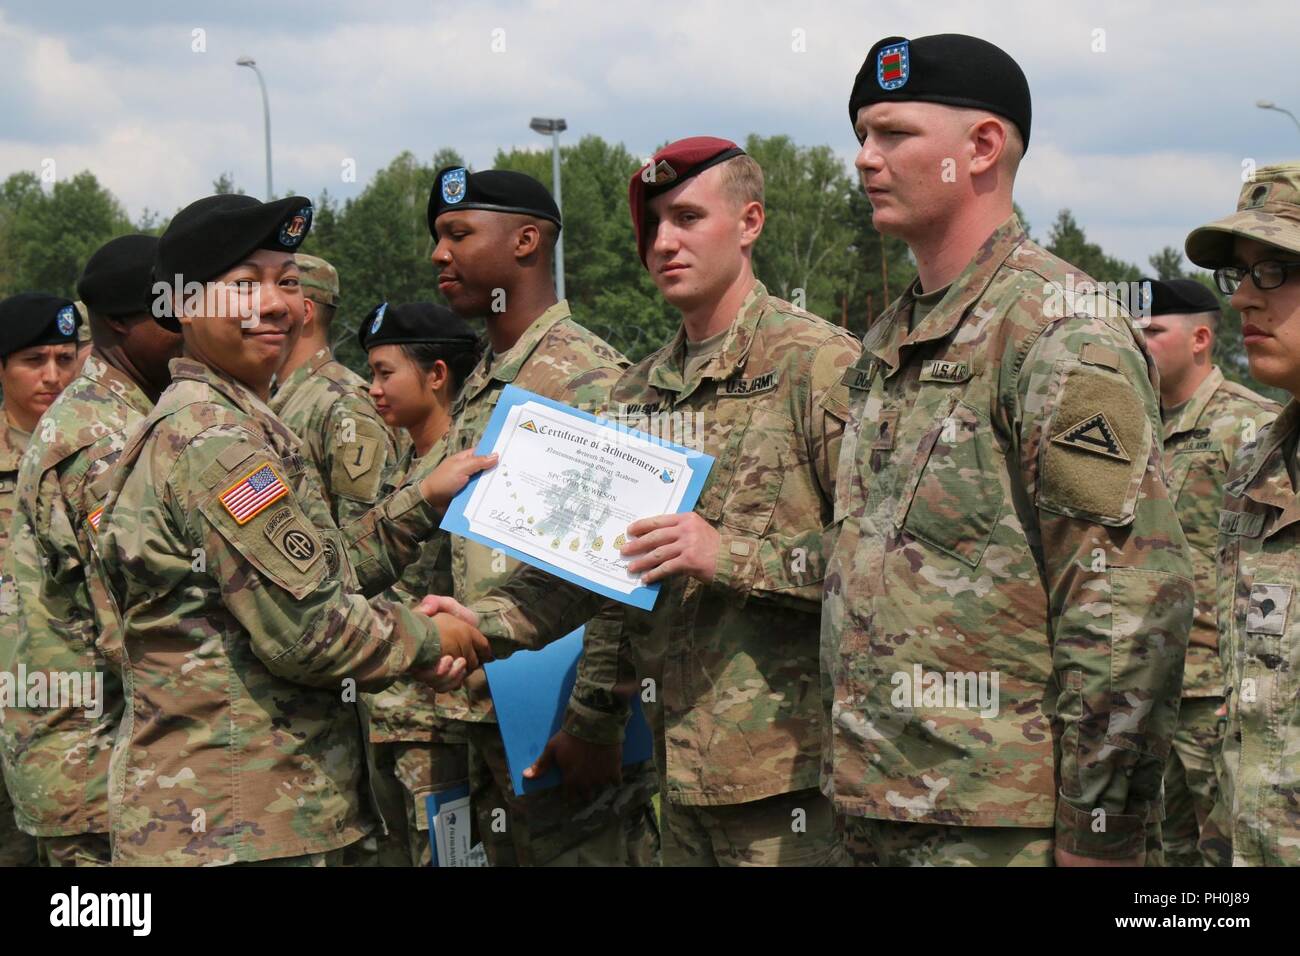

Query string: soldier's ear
513 222 541 261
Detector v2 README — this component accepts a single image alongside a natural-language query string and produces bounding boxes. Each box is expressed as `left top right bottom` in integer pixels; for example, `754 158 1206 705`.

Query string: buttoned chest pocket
454 393 498 453
898 399 1005 567
1172 449 1225 552
716 407 796 537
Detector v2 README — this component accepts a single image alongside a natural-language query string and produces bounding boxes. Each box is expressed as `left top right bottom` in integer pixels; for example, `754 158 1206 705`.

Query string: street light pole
1256 99 1300 136
529 117 567 299
237 57 273 199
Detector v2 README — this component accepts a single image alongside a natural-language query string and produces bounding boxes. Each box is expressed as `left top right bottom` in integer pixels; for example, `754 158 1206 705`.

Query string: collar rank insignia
1051 412 1130 462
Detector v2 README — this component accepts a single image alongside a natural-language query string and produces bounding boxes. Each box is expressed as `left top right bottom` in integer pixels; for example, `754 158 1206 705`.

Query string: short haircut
400 340 483 396
718 154 765 209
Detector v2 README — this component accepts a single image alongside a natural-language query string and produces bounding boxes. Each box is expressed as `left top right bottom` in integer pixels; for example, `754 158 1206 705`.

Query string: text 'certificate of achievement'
441 384 713 610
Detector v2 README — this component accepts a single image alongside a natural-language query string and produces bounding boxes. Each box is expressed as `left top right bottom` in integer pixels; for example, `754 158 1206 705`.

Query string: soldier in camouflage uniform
1 236 181 867
423 166 660 866
93 194 494 866
476 139 860 866
1139 277 1280 866
360 300 481 866
0 292 81 867
825 35 1193 866
270 254 404 528
1186 162 1300 866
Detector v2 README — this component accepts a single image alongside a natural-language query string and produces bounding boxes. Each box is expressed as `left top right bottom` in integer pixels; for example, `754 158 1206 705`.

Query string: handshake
409 594 494 692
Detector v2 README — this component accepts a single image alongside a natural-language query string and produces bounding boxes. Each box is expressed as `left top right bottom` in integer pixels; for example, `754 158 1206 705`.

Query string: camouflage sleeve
173 424 442 692
711 333 860 608
1013 317 1193 860
323 394 402 528
338 478 444 599
563 600 633 745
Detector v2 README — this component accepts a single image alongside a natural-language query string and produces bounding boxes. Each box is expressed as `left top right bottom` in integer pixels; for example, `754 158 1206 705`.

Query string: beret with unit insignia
427 167 561 241
628 136 746 265
153 194 314 331
358 300 479 352
77 234 160 318
0 292 81 359
1138 277 1221 317
848 34 1032 151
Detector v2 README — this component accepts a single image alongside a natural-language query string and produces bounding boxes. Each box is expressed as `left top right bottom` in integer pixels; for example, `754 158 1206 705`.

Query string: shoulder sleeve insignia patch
1050 412 1130 462
219 462 290 525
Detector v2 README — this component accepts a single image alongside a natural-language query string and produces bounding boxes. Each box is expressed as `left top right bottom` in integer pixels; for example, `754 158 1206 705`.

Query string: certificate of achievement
441 384 713 610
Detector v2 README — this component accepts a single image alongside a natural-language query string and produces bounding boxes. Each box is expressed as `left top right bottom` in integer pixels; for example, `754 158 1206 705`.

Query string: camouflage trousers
231 848 350 867
40 832 112 867
840 815 1165 866
467 722 660 866
1161 696 1225 867
0 779 37 866
661 787 844 867
368 740 470 867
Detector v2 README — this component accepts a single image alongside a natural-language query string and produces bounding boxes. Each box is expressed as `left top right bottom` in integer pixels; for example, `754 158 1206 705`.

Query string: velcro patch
841 364 874 391
719 370 779 397
1246 583 1291 635
263 506 323 574
1220 509 1264 537
219 462 290 525
872 409 899 451
918 360 971 384
341 435 378 480
1039 364 1148 525
1051 412 1130 462
1079 343 1121 371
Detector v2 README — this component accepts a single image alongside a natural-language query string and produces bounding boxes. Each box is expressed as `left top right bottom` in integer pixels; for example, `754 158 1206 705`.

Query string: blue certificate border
440 384 714 611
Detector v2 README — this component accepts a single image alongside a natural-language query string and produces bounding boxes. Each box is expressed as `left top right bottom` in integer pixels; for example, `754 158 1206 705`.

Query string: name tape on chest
841 364 874 391
918 360 972 384
718 370 779 397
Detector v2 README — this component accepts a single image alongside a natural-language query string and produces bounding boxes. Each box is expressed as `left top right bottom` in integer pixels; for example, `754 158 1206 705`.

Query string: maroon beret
628 136 745 265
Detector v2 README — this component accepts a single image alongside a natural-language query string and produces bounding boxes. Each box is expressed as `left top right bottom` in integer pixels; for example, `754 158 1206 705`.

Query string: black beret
358 300 479 353
0 293 80 359
849 34 1032 151
1139 278 1222 317
427 167 561 240
153 194 313 330
77 234 160 318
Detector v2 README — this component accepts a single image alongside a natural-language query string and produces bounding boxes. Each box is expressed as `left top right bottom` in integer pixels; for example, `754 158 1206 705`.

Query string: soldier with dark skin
0 236 182 867
413 167 660 866
0 292 81 867
94 194 495 865
1139 277 1278 867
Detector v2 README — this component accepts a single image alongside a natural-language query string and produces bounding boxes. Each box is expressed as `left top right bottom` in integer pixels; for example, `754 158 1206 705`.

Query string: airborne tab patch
1051 412 1130 462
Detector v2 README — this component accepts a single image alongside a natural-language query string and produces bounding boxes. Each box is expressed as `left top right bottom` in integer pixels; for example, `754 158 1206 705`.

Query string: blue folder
484 627 653 795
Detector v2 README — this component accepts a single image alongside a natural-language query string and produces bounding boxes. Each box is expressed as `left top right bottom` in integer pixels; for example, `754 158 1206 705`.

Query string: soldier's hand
417 593 479 628
622 512 720 584
1055 848 1144 867
524 729 623 802
419 449 498 510
410 654 468 692
431 612 494 670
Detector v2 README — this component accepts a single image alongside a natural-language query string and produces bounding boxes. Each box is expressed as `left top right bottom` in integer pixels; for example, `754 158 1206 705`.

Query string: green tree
1045 209 1141 283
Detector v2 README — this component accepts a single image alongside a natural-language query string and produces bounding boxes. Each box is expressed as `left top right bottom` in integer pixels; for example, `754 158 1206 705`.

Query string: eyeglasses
1213 260 1300 295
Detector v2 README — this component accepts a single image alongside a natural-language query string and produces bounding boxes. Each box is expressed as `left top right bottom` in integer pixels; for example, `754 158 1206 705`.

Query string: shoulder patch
1051 412 1130 462
263 505 323 573
219 463 290 525
331 416 391 503
1079 343 1121 371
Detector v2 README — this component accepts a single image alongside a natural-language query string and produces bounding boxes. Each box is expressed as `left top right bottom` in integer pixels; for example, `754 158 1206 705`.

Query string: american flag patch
87 506 104 533
219 463 289 525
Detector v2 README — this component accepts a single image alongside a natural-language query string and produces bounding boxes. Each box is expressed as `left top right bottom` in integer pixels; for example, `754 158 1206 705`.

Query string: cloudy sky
1 0 1297 268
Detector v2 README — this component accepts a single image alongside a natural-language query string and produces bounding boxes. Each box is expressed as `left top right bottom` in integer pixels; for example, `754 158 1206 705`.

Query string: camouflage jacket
363 445 467 744
433 300 631 728
1215 399 1300 865
0 353 147 837
1162 366 1279 698
0 423 28 830
822 216 1193 860
269 346 402 527
95 356 446 866
475 282 861 806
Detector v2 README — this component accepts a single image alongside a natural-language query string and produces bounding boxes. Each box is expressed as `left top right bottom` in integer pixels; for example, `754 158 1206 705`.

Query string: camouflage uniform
95 357 448 866
269 346 401 528
431 300 659 866
823 216 1194 865
0 421 39 866
361 448 470 867
475 282 861 866
1159 367 1278 866
1212 400 1300 865
0 352 156 867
